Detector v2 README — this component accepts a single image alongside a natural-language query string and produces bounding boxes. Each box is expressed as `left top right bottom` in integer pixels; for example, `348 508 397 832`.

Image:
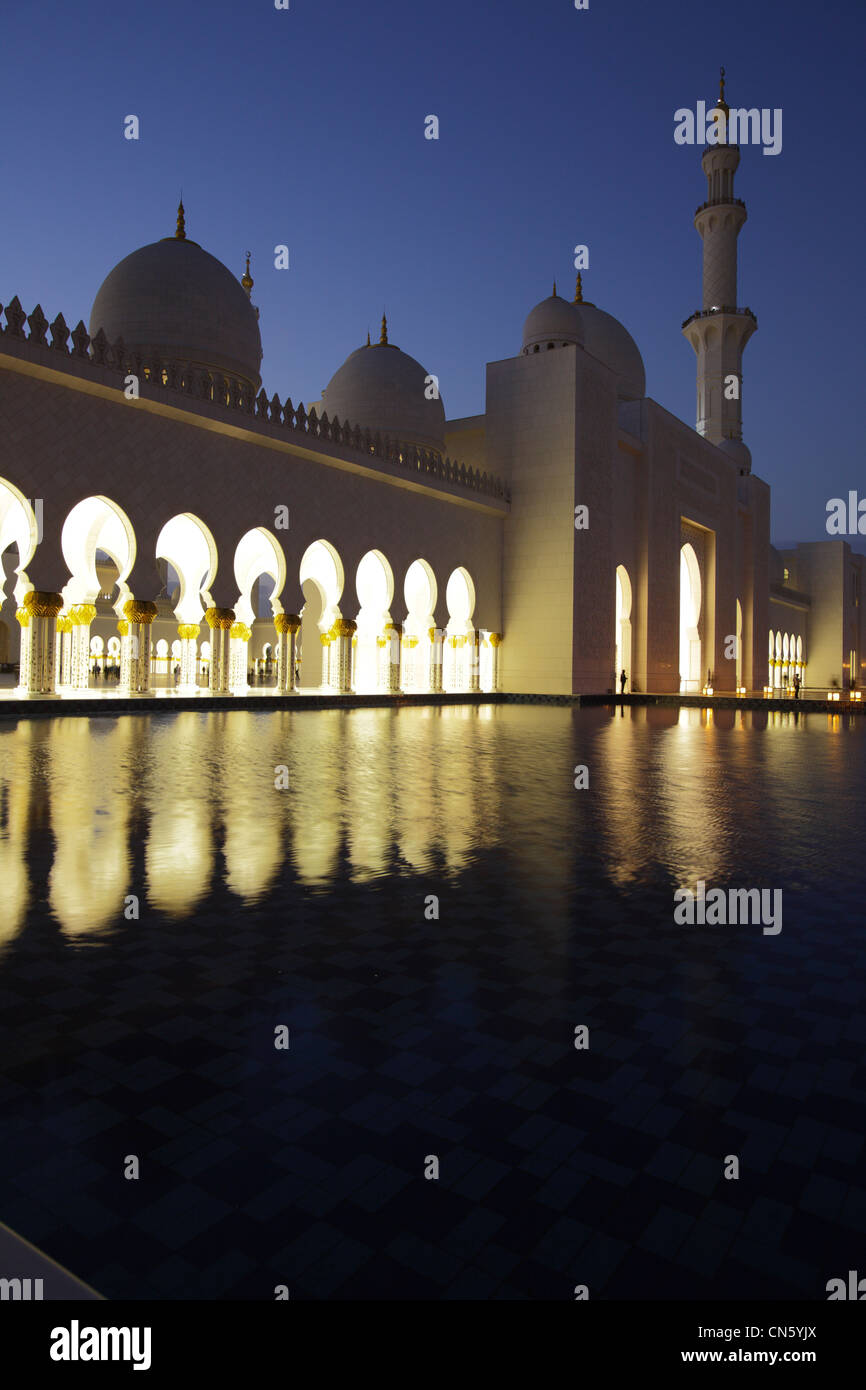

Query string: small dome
717 437 752 473
578 302 645 401
321 333 446 454
522 292 584 352
90 222 262 389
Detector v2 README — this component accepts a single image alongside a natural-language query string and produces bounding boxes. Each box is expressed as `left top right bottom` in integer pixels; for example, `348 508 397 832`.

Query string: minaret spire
681 69 757 465
175 199 186 240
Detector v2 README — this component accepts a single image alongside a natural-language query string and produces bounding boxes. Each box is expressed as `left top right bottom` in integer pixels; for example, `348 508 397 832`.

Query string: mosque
0 76 863 701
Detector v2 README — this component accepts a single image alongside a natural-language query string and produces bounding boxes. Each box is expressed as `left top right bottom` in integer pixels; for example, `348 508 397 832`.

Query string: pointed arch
298 539 345 689
156 513 218 623
615 564 633 691
679 543 702 693
354 549 394 693
0 476 39 608
234 527 287 626
61 495 136 611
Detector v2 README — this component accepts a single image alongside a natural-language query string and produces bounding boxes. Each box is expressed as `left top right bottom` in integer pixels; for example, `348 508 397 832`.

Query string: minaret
682 68 757 463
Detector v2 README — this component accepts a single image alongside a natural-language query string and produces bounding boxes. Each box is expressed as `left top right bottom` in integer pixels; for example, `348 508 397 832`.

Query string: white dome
321 339 446 454
717 437 752 473
578 302 645 401
522 293 585 352
90 228 262 389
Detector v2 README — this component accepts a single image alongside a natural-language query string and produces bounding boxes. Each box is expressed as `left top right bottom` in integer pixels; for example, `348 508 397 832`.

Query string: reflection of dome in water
321 316 446 454
90 204 263 389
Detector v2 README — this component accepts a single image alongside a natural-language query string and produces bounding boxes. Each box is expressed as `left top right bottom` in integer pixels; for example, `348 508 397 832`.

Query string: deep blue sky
2 0 863 548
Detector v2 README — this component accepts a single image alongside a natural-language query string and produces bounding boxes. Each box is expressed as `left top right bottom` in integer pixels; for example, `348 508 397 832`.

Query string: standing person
793 672 800 700
620 669 627 695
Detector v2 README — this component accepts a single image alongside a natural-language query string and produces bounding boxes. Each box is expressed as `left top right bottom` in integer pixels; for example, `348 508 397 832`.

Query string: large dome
522 290 585 352
578 301 645 401
90 219 262 390
321 330 446 454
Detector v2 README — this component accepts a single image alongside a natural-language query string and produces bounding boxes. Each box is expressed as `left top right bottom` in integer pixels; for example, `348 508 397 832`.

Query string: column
177 623 200 692
205 607 235 694
229 622 251 693
56 614 73 688
430 627 444 692
122 599 158 694
489 632 502 692
401 634 418 690
15 607 31 693
22 590 64 694
318 631 332 690
468 631 481 692
70 604 97 691
332 618 356 693
117 620 131 689
384 621 402 694
274 613 301 693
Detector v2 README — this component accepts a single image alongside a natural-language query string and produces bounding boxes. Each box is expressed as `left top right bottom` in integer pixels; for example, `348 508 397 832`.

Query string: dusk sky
2 0 863 548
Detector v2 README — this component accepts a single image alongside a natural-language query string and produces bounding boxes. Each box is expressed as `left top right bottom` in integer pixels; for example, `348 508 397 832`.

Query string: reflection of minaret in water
682 68 757 471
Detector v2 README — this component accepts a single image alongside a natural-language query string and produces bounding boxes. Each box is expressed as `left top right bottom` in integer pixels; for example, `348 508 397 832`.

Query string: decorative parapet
0 296 510 504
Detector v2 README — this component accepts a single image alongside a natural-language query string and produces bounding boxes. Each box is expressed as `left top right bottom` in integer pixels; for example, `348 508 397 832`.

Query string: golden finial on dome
574 272 583 304
380 312 388 345
175 199 186 240
241 251 253 294
552 279 557 297
366 329 371 347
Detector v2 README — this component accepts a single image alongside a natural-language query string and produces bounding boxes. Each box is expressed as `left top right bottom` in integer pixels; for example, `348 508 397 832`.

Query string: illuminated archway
61 495 136 610
354 549 394 693
0 476 39 609
232 528 287 693
736 599 743 690
679 543 701 693
156 513 217 623
444 567 476 692
615 565 633 691
299 539 344 689
403 558 437 692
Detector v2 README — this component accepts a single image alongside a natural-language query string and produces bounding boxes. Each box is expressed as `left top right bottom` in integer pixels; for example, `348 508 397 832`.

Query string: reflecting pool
0 704 863 1298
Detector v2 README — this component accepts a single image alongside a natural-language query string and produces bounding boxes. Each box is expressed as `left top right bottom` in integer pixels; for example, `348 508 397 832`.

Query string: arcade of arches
0 480 503 697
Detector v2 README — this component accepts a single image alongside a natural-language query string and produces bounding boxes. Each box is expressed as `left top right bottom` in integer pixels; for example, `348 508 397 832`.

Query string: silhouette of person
620 669 627 694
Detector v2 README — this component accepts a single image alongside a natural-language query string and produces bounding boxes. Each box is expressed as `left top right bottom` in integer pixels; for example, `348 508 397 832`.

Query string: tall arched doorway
615 565 633 691
679 543 702 693
735 599 743 690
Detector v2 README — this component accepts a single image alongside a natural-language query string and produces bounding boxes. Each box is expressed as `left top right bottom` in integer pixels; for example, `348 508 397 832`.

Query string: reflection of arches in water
444 567 476 691
354 549 394 692
679 543 701 692
299 539 344 689
615 565 633 690
403 558 437 692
